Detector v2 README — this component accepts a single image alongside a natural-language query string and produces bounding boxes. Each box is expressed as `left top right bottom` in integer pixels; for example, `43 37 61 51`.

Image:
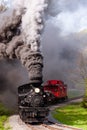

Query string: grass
52 102 87 130
0 103 11 130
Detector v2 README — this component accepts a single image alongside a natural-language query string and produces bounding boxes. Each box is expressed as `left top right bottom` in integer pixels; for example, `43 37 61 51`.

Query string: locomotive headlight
35 88 40 93
43 95 46 97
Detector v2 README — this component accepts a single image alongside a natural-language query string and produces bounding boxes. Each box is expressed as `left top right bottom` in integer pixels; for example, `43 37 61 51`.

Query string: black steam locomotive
18 83 49 123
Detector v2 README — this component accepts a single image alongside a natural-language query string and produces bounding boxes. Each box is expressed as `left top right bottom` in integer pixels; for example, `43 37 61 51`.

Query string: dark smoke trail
0 0 49 108
0 59 29 109
0 0 49 84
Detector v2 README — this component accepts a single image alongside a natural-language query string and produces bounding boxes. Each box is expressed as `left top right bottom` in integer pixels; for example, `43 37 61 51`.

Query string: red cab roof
46 80 64 85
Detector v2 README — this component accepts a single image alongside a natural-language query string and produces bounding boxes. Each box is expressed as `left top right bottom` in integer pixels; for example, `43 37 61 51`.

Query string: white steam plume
22 0 48 51
12 0 48 51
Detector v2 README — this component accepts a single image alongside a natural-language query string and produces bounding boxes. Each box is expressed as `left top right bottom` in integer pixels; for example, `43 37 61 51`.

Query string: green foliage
52 102 87 130
0 116 8 130
82 96 87 108
82 82 87 108
0 104 11 116
0 103 11 130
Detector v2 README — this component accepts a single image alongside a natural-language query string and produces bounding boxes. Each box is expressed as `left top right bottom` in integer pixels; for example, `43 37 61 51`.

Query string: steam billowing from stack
0 0 48 85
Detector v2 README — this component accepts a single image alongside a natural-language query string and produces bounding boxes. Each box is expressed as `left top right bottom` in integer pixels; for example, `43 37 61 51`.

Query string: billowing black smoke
0 59 29 109
0 0 48 109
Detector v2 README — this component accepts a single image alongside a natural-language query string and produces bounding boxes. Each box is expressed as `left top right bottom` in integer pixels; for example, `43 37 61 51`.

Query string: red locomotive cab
44 80 68 102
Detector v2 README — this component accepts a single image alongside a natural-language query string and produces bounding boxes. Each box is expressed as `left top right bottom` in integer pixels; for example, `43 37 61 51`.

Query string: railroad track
27 120 82 130
8 96 83 130
50 96 83 110
68 96 83 102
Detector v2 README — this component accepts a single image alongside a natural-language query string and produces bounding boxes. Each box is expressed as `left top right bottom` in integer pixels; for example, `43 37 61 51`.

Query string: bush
0 104 11 116
0 103 11 130
82 96 87 108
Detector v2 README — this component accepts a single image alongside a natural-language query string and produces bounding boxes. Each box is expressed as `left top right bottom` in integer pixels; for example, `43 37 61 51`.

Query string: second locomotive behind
44 80 68 103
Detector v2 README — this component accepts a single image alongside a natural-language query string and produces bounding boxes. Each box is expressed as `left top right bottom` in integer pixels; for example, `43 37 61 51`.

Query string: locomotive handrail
18 93 29 96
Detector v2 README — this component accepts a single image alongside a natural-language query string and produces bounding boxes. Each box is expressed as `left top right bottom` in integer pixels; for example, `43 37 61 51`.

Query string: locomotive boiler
18 83 49 123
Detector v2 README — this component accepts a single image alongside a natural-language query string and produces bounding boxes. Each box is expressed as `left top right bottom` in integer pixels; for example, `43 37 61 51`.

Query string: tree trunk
82 79 87 108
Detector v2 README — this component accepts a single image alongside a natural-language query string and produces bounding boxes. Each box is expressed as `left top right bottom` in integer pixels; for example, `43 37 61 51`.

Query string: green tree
71 52 87 108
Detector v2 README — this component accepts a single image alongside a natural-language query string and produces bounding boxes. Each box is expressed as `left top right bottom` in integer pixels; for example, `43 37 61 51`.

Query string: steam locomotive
18 80 68 123
18 83 49 123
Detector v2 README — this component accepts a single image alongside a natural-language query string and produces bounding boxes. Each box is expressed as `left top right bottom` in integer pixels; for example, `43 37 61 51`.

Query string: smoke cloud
0 0 87 108
22 0 48 50
0 0 48 108
46 0 87 35
0 0 48 82
0 59 29 109
41 0 87 88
